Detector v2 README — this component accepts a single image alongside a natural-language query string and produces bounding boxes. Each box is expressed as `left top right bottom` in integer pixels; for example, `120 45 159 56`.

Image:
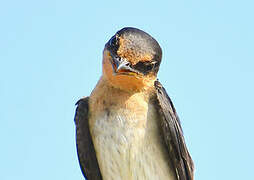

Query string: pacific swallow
74 27 194 180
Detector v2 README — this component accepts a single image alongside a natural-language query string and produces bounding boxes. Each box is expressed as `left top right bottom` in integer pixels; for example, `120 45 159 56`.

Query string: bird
74 27 194 180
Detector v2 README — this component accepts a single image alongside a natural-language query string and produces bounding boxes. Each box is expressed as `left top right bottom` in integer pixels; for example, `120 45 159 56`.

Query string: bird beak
109 52 140 75
113 58 132 73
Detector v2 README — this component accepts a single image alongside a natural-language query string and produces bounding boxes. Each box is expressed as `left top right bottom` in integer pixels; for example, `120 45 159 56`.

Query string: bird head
102 27 162 91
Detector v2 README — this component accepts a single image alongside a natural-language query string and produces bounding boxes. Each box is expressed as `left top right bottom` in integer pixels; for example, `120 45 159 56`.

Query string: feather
74 97 102 180
154 80 194 180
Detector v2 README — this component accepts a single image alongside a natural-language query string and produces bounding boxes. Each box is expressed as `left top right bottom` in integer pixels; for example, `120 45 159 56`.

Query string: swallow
74 27 194 180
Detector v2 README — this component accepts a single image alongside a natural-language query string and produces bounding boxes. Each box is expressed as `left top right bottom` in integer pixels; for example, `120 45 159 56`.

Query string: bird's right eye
109 36 116 46
108 35 119 53
109 36 119 47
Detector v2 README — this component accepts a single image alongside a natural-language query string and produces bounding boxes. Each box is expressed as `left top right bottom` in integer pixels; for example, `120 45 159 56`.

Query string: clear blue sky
1 0 253 179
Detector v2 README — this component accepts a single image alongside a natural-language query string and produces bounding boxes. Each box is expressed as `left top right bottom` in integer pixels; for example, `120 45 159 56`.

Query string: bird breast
89 86 175 180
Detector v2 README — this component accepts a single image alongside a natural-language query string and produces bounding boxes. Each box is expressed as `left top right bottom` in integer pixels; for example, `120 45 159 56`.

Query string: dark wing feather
74 97 102 180
154 81 194 180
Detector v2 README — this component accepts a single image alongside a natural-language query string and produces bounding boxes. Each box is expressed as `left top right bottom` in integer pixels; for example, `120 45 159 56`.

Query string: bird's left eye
133 61 154 75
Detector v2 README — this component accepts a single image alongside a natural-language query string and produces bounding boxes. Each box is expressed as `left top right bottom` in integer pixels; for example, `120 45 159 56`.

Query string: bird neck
89 76 156 115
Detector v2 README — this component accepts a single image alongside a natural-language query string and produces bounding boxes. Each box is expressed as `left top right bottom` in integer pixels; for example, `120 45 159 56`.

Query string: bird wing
154 80 194 180
74 97 102 180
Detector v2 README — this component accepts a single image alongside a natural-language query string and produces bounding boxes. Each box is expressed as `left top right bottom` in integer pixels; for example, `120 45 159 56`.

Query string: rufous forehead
117 36 154 65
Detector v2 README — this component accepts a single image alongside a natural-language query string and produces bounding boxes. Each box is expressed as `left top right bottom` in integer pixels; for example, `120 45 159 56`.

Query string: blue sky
1 0 254 179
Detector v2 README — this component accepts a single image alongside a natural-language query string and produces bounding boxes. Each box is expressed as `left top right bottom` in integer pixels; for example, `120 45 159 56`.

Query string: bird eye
133 61 154 75
108 35 119 53
109 36 116 46
146 64 153 71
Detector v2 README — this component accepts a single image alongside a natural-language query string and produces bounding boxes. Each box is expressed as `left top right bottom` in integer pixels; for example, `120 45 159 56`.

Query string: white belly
90 103 176 180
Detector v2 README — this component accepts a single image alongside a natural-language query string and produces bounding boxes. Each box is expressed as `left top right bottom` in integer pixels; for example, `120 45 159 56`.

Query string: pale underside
89 96 176 180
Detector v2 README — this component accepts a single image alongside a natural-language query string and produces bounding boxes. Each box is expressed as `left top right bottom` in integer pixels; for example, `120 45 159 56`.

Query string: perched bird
74 27 194 180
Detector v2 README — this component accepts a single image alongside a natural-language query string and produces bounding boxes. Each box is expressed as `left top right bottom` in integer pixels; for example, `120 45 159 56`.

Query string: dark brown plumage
154 81 194 180
75 98 102 180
